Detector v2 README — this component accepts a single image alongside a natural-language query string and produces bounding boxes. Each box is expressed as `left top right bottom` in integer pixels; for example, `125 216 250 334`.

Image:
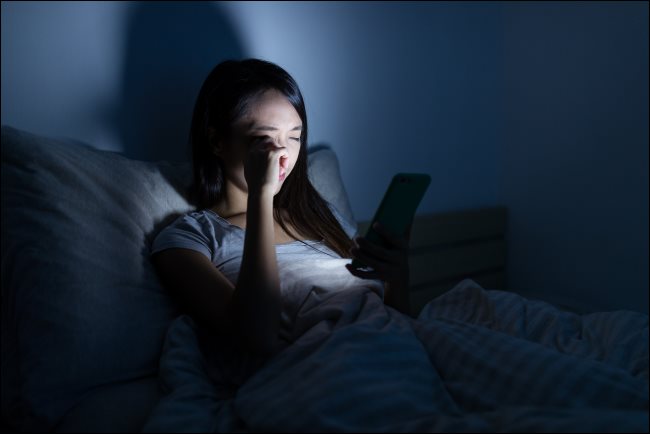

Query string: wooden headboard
358 206 508 316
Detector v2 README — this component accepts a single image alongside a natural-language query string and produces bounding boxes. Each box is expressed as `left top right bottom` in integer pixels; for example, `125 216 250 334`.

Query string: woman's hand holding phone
345 222 412 290
344 172 429 316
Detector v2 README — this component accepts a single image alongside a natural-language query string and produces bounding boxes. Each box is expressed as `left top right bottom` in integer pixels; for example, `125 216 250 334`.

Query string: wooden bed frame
358 206 508 316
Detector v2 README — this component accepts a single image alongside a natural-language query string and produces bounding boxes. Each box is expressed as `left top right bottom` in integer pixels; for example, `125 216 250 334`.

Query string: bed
1 125 648 432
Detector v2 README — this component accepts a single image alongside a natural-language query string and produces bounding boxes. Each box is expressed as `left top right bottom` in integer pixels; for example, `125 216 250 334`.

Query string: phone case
351 173 431 271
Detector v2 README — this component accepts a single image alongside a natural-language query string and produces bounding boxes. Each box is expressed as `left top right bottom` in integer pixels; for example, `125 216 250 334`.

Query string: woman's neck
212 180 249 219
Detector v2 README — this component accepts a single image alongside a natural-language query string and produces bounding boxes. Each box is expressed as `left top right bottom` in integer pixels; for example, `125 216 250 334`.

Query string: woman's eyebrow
250 124 302 132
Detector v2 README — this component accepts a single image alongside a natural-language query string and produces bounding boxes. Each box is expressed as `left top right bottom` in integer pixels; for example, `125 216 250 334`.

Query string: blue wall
221 2 505 219
0 1 244 162
500 2 649 312
2 1 647 312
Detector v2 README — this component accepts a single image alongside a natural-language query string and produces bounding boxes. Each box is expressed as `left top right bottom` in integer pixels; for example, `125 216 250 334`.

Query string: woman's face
216 89 302 195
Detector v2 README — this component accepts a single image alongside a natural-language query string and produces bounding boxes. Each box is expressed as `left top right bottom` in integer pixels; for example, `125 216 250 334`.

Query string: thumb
279 154 288 170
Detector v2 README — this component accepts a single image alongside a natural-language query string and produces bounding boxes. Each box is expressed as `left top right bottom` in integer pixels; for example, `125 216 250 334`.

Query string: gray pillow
1 126 192 431
307 144 357 233
0 125 355 431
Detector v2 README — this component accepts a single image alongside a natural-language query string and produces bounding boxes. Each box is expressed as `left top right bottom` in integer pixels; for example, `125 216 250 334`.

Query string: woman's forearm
231 190 282 355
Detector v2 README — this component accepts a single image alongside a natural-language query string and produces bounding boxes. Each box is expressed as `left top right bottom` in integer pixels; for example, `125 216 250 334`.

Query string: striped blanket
143 265 648 432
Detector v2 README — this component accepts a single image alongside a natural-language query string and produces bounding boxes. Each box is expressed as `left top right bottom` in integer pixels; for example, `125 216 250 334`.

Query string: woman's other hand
345 222 412 315
345 222 411 290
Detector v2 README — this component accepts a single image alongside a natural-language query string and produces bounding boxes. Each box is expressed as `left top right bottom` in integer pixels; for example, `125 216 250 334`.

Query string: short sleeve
327 202 358 239
150 213 214 260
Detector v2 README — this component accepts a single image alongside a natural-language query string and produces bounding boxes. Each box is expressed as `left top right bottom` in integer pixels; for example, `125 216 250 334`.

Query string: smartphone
350 173 431 271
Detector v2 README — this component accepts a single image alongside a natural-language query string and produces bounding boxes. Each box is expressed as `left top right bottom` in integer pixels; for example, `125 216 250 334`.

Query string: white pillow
0 125 355 431
1 126 193 431
307 144 357 231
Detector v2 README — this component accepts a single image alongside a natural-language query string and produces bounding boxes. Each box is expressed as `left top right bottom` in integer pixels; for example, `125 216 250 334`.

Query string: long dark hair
189 58 353 258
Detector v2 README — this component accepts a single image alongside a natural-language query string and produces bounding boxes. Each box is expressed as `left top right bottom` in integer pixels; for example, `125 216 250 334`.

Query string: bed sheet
142 260 649 432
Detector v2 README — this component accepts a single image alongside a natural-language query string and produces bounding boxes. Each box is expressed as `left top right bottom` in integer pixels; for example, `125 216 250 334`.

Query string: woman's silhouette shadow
116 2 246 277
115 1 245 164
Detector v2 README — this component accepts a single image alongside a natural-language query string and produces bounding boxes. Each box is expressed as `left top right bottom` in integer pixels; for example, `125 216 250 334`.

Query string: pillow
0 125 355 431
307 144 357 233
1 126 194 431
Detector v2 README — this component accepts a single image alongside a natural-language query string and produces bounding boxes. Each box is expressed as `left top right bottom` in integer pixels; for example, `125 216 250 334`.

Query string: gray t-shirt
150 204 358 286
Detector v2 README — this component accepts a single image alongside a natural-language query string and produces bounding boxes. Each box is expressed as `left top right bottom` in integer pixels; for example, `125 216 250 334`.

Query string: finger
279 154 288 170
372 222 409 250
249 135 281 151
355 237 399 262
271 146 288 159
260 147 287 168
345 263 381 280
350 248 395 275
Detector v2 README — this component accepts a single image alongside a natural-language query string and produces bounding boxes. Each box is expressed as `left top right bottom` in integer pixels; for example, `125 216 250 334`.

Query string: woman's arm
229 137 288 356
230 189 282 356
151 192 281 357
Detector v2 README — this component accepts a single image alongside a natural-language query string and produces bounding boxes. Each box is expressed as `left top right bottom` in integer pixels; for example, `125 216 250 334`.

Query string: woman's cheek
292 145 301 165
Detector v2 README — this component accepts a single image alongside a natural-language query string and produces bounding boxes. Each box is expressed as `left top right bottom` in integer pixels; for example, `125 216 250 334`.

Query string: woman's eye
290 137 300 142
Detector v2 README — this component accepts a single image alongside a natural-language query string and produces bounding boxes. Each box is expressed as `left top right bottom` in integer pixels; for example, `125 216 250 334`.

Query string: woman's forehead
239 90 301 129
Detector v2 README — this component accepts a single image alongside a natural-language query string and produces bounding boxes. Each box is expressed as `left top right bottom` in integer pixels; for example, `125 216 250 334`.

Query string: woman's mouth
279 170 286 181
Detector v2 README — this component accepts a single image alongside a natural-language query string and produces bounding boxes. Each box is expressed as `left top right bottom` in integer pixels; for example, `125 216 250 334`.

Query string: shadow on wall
115 1 245 163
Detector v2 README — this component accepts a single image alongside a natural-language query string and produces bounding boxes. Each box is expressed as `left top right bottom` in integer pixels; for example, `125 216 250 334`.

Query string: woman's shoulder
150 209 239 258
171 208 230 227
162 209 218 231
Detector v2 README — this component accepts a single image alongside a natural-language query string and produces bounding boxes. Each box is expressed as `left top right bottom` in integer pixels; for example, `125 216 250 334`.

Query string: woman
150 58 411 357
